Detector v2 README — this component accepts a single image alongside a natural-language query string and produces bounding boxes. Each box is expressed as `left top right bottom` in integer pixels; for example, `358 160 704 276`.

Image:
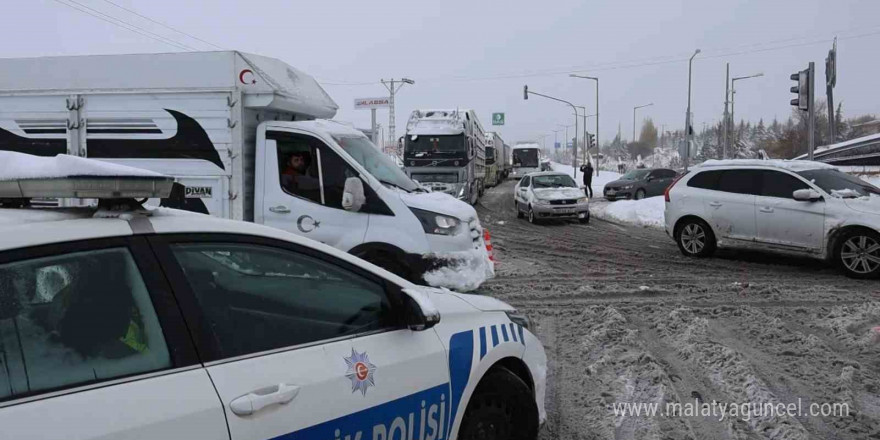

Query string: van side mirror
342 177 366 212
793 189 822 202
401 288 441 331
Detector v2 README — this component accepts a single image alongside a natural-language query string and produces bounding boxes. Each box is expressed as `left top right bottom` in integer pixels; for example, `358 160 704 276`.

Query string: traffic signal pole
808 62 816 161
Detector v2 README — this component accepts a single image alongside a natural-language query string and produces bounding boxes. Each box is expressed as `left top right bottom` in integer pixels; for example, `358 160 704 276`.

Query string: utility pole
685 49 700 173
723 63 729 159
381 78 414 156
808 62 816 159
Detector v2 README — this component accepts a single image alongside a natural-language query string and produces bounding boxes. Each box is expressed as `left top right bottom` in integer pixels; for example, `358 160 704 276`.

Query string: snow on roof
807 132 880 157
698 159 835 172
513 143 540 149
406 109 471 136
0 152 166 181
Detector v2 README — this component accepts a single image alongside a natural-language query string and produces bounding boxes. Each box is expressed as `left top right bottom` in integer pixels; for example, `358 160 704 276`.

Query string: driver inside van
281 150 320 200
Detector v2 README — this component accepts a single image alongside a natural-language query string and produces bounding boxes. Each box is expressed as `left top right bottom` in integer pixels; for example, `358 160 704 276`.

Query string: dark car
603 168 678 201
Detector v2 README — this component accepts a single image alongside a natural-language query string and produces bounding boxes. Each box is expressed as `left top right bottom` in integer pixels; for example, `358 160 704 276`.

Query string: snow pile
699 158 834 172
596 197 666 229
0 152 165 180
422 247 495 292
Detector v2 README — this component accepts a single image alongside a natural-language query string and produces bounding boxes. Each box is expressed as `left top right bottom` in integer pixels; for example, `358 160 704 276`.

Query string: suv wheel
458 367 538 440
836 229 880 279
675 218 716 257
634 188 646 200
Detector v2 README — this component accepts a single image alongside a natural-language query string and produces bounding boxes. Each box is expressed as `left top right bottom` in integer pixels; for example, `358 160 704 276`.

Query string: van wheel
516 202 524 218
361 251 413 282
634 189 646 200
675 218 716 257
836 229 880 279
458 366 538 440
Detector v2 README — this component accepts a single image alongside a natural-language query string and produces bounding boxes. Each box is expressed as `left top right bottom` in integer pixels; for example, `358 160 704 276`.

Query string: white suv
0 153 546 440
665 159 880 279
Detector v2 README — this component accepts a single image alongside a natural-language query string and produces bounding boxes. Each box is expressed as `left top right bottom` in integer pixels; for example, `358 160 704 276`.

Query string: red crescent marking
355 363 369 380
239 69 254 85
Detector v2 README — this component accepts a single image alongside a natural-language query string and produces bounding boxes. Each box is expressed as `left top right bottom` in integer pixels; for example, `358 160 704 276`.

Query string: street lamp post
632 103 654 144
524 85 579 180
573 108 598 165
729 72 764 153
570 75 599 176
684 49 700 172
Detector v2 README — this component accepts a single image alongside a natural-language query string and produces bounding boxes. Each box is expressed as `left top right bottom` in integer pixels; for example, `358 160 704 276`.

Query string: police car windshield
333 135 420 193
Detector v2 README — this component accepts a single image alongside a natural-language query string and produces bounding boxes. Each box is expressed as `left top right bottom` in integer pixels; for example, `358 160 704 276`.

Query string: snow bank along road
476 179 880 440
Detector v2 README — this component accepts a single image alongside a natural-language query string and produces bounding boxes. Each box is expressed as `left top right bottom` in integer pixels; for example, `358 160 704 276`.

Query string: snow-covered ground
594 196 666 229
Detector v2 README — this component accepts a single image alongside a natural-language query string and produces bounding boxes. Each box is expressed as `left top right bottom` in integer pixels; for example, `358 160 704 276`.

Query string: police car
0 152 546 440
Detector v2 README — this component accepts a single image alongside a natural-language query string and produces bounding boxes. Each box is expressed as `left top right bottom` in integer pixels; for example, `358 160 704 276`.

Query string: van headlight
409 207 461 235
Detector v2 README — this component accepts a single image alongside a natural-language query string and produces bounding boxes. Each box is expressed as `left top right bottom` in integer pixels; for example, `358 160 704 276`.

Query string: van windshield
332 135 420 193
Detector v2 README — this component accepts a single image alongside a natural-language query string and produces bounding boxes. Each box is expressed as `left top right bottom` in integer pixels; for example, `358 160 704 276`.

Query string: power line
50 0 196 51
98 0 224 50
327 27 880 86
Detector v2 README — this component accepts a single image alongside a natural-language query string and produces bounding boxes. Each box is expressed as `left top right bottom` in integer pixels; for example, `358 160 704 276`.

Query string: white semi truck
0 51 492 287
403 109 487 204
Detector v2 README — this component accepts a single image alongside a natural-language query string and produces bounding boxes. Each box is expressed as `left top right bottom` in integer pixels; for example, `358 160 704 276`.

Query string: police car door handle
230 383 300 416
269 205 291 214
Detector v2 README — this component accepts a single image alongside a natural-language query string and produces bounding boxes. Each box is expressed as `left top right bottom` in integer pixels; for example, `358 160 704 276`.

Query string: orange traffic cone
484 228 496 266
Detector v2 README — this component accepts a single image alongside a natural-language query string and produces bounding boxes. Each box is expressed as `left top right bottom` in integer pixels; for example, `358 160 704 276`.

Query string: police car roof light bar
0 176 174 200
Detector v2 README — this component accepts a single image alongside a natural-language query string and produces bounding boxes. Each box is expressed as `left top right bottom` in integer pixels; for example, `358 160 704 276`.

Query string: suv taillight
665 174 685 202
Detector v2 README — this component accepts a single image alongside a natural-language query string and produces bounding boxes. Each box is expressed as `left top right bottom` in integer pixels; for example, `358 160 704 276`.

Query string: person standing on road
579 162 594 198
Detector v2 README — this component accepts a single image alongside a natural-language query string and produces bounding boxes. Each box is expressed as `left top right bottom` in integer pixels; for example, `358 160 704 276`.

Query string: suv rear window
687 170 722 190
717 170 761 195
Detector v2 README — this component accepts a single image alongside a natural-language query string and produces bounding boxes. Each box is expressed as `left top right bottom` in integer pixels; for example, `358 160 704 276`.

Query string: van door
259 129 368 251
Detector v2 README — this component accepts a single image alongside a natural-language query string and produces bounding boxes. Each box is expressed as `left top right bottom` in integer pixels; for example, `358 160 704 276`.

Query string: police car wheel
459 367 538 440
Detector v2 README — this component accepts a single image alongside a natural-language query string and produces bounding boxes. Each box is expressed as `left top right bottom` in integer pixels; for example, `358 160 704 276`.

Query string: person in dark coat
579 162 594 198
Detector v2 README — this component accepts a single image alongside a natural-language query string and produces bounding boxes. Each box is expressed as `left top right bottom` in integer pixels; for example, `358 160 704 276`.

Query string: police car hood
533 187 584 200
398 191 477 221
419 287 515 312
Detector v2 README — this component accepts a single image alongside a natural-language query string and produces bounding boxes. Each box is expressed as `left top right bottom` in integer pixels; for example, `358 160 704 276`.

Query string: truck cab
403 109 486 205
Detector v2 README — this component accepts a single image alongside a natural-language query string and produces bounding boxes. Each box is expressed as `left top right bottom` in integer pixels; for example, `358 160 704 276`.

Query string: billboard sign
354 97 391 109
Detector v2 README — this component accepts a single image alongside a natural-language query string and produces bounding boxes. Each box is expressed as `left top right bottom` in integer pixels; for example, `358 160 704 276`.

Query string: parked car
0 153 547 439
665 159 880 278
604 168 678 201
514 172 590 224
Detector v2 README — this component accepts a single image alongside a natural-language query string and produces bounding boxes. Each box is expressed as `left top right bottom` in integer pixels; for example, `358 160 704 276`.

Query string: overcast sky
3 0 878 147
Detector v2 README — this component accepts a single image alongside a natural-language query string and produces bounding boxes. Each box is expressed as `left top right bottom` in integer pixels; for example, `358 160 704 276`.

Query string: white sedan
514 172 590 224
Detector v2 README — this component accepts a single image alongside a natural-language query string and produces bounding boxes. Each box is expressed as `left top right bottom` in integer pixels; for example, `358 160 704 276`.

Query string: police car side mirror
342 177 366 212
402 288 441 331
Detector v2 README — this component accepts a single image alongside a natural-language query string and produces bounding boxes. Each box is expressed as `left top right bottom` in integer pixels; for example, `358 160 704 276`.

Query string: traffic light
523 85 528 100
587 133 596 149
790 68 810 111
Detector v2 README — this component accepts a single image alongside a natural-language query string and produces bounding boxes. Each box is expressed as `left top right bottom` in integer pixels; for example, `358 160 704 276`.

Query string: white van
0 51 492 287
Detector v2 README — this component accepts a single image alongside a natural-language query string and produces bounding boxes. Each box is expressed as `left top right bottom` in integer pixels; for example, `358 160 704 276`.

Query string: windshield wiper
379 179 411 193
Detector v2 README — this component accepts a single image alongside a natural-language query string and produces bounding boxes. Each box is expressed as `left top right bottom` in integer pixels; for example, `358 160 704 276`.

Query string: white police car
0 152 546 440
